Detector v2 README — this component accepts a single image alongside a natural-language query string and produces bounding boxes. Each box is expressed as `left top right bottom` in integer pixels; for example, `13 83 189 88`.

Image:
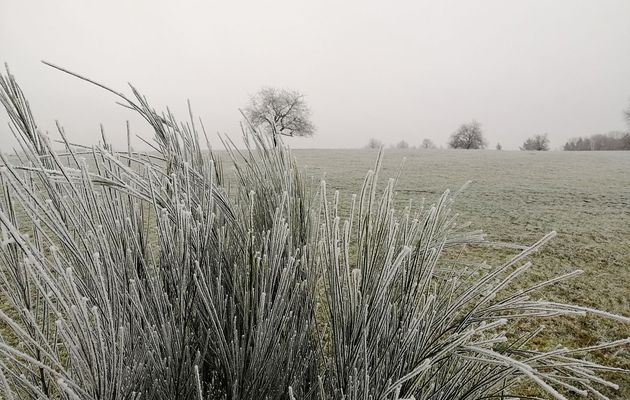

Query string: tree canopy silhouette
448 120 487 149
243 87 315 146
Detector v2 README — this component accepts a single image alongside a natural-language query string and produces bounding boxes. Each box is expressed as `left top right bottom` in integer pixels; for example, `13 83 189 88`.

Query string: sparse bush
521 133 550 151
496 142 502 150
421 138 436 149
366 137 383 149
1 65 629 400
448 120 487 149
395 140 409 149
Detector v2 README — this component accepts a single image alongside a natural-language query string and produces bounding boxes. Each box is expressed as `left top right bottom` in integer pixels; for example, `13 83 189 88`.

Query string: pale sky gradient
1 0 629 150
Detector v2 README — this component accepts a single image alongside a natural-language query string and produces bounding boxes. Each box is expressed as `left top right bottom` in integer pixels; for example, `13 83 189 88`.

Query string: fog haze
1 0 629 150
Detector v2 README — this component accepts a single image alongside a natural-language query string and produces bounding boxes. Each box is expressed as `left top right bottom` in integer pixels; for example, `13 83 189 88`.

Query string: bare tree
366 138 383 149
421 138 436 149
243 87 315 146
520 133 550 151
448 121 487 149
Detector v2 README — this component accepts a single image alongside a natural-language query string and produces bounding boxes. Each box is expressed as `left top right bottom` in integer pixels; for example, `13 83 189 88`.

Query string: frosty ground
292 148 630 397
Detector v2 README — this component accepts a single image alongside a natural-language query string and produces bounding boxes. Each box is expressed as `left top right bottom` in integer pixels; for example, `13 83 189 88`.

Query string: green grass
293 148 630 398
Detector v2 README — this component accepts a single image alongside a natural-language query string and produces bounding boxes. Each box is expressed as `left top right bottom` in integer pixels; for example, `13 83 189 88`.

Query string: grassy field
293 148 630 398
1 146 628 398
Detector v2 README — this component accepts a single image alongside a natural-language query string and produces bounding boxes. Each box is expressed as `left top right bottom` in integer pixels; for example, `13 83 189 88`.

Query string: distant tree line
564 102 630 151
243 93 630 152
366 138 437 149
362 100 630 151
563 131 630 151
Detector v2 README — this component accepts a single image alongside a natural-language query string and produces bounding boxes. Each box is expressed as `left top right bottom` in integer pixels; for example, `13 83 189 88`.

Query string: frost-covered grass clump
0 64 628 399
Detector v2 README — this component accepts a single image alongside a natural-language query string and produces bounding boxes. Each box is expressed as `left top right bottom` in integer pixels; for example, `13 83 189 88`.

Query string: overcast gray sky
1 0 629 150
